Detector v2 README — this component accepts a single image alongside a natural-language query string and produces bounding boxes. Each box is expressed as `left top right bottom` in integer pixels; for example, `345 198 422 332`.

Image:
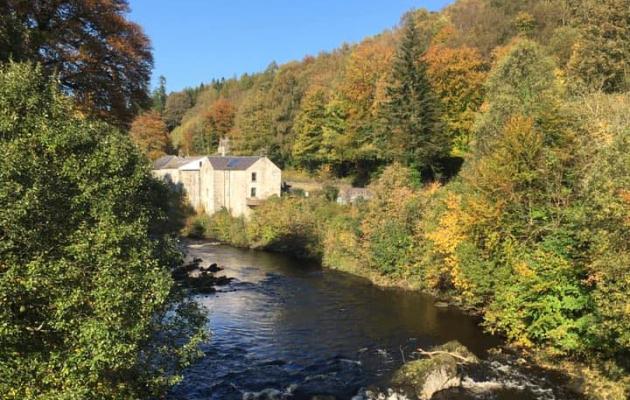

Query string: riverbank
176 240 583 400
181 163 628 400
184 213 627 400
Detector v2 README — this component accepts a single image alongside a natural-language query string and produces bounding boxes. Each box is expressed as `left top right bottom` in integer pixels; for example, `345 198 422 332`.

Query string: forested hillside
148 0 628 184
174 0 629 398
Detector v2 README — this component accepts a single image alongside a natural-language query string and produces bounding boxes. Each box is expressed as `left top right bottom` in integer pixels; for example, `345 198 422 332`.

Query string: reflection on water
168 242 547 400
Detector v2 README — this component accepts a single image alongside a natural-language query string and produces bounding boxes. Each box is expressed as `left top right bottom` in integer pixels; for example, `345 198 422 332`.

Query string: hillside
156 0 627 185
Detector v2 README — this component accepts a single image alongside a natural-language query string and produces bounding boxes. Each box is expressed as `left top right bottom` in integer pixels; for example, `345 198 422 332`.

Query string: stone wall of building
153 156 281 218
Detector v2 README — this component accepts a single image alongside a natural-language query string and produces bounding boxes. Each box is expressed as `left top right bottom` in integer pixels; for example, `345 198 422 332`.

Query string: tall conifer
384 16 447 173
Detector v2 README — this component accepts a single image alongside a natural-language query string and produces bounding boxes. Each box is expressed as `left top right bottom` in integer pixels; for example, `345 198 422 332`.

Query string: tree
0 63 205 399
474 39 564 154
0 0 153 127
151 76 168 115
383 17 448 173
233 70 276 158
292 89 328 171
424 32 488 154
567 0 630 93
129 110 171 160
426 40 592 354
267 63 309 166
339 35 395 169
164 92 193 131
205 98 236 144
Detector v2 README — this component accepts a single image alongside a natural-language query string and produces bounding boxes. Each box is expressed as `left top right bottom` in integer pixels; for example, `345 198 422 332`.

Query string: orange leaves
204 98 236 138
129 111 170 160
339 36 394 116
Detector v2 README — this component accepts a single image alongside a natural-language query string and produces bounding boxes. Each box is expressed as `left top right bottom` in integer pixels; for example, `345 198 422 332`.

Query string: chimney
218 137 230 157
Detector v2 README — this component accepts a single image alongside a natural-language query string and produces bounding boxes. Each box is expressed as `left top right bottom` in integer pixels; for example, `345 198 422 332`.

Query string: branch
416 348 472 363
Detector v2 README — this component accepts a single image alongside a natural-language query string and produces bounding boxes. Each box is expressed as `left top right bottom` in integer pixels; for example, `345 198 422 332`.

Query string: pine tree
384 16 448 174
151 75 167 115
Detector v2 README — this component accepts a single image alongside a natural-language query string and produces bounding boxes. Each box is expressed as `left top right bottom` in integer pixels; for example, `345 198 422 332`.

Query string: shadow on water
168 241 559 400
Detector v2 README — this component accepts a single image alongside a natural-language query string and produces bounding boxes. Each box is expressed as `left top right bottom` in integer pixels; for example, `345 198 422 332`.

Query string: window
251 172 257 182
250 187 256 198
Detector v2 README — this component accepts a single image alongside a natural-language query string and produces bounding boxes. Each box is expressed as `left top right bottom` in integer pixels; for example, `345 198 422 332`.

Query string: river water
168 241 571 400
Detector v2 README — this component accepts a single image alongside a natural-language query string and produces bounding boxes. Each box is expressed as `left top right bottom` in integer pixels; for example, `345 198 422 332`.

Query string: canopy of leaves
383 17 448 173
164 91 194 131
0 63 205 399
0 0 153 127
129 110 171 160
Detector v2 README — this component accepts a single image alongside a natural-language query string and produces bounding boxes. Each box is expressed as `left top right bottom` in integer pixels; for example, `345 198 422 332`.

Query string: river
168 241 573 400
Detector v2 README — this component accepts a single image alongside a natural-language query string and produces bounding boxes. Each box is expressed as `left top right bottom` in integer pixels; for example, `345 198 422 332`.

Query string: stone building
152 154 281 218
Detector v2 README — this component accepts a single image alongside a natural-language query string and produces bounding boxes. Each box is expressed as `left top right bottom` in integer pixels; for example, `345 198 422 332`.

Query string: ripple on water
169 242 569 400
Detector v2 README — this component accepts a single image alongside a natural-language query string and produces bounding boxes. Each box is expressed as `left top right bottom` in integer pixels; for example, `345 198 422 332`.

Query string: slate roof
207 156 261 171
152 155 204 170
153 155 263 171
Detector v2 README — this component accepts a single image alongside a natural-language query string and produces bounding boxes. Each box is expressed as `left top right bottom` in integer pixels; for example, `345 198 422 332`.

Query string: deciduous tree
129 110 171 160
0 0 153 127
164 92 193 131
424 32 488 154
0 63 205 400
567 0 630 93
292 89 328 171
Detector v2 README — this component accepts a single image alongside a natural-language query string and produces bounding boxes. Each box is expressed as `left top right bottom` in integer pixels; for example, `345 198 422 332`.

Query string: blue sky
129 1 452 92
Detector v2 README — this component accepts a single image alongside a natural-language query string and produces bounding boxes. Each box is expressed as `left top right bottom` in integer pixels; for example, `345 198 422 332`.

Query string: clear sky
128 0 452 92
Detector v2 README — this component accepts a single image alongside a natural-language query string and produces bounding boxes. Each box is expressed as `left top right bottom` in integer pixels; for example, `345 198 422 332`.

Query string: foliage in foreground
0 63 206 400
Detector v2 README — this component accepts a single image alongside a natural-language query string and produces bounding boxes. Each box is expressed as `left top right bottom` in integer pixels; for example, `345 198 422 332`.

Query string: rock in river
390 341 478 400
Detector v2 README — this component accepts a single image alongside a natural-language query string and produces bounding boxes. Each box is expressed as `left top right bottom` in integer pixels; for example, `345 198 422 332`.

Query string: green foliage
322 184 339 202
292 90 328 170
203 209 249 248
567 0 630 93
384 17 449 172
573 93 630 359
0 63 206 399
164 91 194 131
151 75 168 114
359 164 426 275
474 39 563 152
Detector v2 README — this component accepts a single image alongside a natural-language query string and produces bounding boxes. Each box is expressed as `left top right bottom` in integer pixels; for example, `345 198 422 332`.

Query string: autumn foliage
129 111 171 160
0 0 153 127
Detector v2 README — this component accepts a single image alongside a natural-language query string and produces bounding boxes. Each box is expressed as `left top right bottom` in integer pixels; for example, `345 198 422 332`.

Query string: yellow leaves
340 35 394 118
424 193 476 295
514 261 535 278
425 194 468 256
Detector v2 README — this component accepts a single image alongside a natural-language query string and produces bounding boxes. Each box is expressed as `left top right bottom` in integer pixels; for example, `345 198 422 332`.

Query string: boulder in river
391 341 478 400
200 262 223 273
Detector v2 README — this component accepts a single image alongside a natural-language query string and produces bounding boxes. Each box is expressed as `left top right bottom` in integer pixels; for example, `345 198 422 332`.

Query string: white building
152 154 282 218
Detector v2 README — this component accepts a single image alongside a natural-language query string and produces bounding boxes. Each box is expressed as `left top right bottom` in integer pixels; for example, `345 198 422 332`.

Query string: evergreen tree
151 75 167 115
384 16 448 173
